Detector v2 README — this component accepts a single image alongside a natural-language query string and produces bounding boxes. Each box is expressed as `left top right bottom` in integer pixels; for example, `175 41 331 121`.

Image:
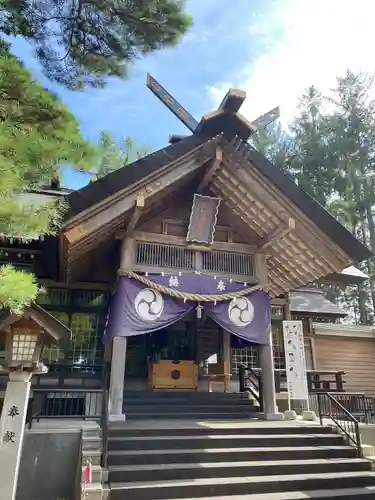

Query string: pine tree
0 40 92 312
256 71 375 324
90 131 150 179
0 0 192 89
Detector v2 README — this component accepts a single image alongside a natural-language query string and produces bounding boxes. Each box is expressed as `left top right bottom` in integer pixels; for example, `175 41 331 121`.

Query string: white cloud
208 0 375 124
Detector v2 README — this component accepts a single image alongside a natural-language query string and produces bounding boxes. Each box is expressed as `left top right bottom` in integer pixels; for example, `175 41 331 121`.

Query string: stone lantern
0 303 71 500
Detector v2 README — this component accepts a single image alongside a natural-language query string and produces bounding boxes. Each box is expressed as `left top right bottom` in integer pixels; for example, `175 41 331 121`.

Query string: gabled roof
290 288 347 317
320 265 368 285
67 134 206 219
0 303 71 345
243 146 372 263
64 134 372 265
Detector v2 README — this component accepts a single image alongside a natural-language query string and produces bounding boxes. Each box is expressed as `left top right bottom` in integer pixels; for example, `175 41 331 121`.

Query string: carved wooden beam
197 147 223 193
125 194 145 236
258 217 295 250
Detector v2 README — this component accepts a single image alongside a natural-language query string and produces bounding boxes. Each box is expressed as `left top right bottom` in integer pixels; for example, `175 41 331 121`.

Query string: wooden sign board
186 194 221 245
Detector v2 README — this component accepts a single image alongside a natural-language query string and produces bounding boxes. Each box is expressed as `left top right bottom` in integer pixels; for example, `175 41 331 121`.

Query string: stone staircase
106 420 375 499
122 391 258 421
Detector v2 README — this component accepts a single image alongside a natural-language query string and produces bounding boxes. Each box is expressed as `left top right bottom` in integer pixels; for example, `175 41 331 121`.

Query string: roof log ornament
146 73 280 143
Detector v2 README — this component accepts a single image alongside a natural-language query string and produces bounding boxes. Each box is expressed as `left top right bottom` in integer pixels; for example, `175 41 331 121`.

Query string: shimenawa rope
118 269 270 302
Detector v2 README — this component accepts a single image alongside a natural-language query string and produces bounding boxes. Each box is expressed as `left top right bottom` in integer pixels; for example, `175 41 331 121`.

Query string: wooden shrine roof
67 134 207 219
289 288 347 317
65 135 371 265
60 134 373 296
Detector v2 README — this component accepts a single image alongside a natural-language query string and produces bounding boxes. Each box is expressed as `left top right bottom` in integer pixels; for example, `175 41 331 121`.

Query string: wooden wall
138 195 255 244
314 336 375 397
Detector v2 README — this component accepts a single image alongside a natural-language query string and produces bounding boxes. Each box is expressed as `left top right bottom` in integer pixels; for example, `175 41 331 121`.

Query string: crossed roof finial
146 73 280 143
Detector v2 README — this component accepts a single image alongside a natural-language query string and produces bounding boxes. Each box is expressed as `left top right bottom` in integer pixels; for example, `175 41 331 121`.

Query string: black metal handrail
316 392 363 456
315 392 373 424
238 365 264 412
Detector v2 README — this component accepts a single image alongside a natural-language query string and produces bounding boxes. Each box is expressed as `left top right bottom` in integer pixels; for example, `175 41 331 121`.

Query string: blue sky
9 0 375 189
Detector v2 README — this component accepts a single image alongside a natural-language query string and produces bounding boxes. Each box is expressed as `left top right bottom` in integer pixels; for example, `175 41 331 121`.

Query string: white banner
283 320 309 401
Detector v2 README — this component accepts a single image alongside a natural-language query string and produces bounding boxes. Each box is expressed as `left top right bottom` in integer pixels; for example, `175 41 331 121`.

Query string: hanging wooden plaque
186 194 221 245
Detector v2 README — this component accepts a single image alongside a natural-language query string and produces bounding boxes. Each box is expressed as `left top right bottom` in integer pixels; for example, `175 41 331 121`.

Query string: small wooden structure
149 360 198 390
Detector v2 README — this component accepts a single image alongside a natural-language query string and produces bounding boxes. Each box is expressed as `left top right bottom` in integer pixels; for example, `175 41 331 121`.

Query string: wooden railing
238 367 346 402
33 363 105 388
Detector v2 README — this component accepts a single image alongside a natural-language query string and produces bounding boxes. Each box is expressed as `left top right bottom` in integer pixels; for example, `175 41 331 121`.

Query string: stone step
82 464 103 484
123 412 259 420
123 396 254 408
107 433 343 451
122 392 247 399
107 445 357 467
108 471 375 499
123 392 252 404
122 404 258 414
108 458 371 483
81 482 103 500
108 424 336 438
82 428 102 439
82 436 102 451
160 486 375 499
82 449 102 467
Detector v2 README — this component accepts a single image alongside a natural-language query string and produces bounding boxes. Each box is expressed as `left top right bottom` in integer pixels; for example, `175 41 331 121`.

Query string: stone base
108 413 126 422
302 410 317 421
362 444 375 458
262 412 284 421
284 410 298 421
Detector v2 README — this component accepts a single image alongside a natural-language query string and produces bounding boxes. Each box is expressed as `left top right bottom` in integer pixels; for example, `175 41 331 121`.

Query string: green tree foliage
0 0 192 89
90 131 150 179
0 40 92 312
256 70 375 324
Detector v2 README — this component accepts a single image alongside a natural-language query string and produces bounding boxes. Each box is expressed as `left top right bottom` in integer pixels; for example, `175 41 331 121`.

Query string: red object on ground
83 461 92 483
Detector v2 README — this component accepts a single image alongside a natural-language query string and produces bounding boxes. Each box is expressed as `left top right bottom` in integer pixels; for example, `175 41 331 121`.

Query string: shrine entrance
124 314 223 391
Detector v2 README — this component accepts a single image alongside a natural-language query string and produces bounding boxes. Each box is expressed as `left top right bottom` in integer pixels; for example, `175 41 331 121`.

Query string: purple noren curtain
103 275 271 345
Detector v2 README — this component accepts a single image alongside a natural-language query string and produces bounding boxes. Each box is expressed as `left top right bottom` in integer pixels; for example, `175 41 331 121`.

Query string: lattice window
230 322 313 374
231 347 258 375
74 290 106 308
43 311 69 363
202 250 254 276
37 289 71 306
136 242 195 269
271 306 284 320
43 312 102 366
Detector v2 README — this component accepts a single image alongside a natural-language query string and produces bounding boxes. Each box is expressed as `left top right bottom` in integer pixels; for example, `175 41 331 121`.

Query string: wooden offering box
149 360 198 390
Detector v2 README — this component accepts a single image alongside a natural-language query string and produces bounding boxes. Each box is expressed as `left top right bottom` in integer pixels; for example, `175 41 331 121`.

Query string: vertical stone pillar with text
0 371 32 500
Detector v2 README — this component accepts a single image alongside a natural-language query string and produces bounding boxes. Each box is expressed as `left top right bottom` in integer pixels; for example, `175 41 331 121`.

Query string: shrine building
1 78 374 423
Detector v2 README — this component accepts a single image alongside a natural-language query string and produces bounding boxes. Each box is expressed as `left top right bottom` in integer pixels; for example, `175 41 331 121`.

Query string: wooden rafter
125 194 145 236
197 147 223 193
258 218 295 250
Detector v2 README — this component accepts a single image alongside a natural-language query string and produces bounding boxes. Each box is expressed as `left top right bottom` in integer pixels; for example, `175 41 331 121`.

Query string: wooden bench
205 361 230 393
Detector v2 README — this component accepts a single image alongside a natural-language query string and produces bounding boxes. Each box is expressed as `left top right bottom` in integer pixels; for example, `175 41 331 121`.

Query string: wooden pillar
283 292 291 320
255 253 283 419
222 329 231 387
108 237 135 421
